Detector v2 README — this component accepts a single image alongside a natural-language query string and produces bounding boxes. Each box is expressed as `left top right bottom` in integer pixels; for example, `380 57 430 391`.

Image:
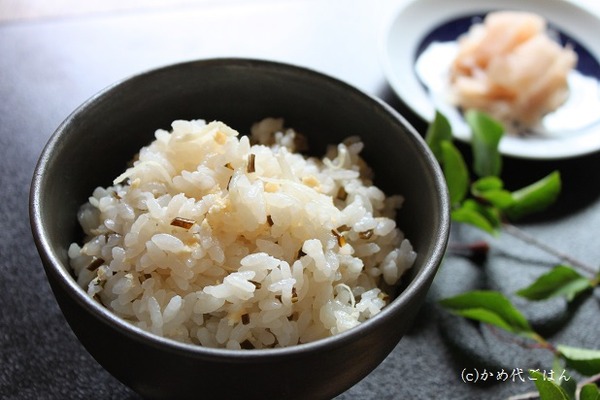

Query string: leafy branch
426 110 600 296
427 110 600 399
427 110 561 234
441 290 600 399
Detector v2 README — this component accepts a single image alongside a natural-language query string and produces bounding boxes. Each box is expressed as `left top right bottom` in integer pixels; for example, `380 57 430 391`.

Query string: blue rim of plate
380 0 600 159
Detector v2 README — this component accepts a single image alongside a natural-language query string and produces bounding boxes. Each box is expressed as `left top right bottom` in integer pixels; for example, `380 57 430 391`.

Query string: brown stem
486 326 557 354
502 223 598 277
506 391 539 400
579 372 600 387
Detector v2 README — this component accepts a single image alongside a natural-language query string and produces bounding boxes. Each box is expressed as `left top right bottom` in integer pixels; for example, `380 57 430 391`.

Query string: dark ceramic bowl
30 58 449 400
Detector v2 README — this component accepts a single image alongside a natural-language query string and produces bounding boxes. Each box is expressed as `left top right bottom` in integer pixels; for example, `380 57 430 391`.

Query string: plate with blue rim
380 0 600 159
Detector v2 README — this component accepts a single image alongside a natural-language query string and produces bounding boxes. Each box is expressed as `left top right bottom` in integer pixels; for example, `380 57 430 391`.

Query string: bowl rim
29 57 450 361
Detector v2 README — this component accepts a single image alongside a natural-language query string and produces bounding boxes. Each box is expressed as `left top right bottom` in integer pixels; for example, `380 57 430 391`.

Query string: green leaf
551 356 577 400
472 177 515 209
557 345 600 376
559 377 577 400
441 140 469 206
505 171 561 220
580 383 600 400
516 265 593 302
439 290 535 338
426 111 453 161
465 109 504 177
451 204 495 234
529 370 570 400
451 199 501 233
481 190 515 209
472 176 503 192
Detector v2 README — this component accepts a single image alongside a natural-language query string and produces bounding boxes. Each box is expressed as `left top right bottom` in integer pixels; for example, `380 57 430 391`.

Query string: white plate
380 0 600 159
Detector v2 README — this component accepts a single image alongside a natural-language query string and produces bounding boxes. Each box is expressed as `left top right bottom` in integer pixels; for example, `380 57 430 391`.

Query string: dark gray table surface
2 1 599 399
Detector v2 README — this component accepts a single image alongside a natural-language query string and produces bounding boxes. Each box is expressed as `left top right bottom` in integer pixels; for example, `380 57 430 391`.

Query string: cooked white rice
68 117 416 349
